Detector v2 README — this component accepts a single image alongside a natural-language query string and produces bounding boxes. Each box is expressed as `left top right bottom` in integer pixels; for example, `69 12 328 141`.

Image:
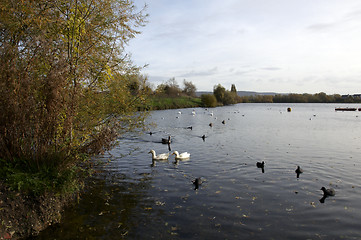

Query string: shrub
201 94 217 107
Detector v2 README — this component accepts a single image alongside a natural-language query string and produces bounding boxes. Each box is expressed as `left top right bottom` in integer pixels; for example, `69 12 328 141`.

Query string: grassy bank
0 182 74 239
0 156 90 239
149 96 203 110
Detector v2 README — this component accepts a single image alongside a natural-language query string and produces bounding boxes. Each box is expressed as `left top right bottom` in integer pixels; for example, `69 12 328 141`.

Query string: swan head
148 150 155 155
172 151 179 156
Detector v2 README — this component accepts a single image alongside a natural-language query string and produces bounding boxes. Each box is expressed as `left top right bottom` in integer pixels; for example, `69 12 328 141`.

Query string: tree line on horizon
147 77 197 98
152 79 361 107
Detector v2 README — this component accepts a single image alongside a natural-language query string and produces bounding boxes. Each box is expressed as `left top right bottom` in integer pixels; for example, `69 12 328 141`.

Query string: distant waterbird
256 161 265 168
256 161 265 173
319 186 336 203
162 136 171 144
320 187 336 197
193 177 202 190
295 166 303 178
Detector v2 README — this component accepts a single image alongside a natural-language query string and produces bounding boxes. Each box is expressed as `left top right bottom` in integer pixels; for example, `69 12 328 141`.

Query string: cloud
178 67 218 78
307 7 361 32
261 67 282 71
129 0 361 94
307 22 338 31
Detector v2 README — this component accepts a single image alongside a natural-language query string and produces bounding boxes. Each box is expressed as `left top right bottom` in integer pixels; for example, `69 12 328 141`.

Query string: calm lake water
34 103 361 239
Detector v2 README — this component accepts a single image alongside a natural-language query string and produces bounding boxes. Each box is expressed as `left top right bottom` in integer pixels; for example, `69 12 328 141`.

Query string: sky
127 0 361 94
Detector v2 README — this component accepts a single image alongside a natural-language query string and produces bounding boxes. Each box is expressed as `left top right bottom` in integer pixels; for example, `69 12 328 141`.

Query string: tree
201 94 217 107
231 84 237 93
183 79 197 97
0 0 148 174
155 77 182 96
213 84 238 105
223 91 237 105
213 84 226 104
164 78 181 96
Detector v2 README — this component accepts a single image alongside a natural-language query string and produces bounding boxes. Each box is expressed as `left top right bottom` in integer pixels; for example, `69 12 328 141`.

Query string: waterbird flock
146 108 337 198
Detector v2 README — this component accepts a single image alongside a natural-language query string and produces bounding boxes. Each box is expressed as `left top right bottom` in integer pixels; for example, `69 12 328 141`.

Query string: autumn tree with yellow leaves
0 0 149 192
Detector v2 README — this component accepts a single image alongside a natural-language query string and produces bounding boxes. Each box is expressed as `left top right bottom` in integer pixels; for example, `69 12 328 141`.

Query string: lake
34 103 361 239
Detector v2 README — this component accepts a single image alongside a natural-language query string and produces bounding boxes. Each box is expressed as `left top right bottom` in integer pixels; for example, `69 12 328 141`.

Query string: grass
0 155 90 196
150 96 202 110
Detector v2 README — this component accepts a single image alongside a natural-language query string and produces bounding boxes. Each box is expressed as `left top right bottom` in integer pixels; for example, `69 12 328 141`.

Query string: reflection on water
34 103 361 239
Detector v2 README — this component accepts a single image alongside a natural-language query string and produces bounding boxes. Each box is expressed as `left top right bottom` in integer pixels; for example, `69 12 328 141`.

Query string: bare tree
183 79 197 97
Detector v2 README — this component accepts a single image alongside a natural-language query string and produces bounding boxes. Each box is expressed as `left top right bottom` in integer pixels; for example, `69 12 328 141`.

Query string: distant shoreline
149 93 361 111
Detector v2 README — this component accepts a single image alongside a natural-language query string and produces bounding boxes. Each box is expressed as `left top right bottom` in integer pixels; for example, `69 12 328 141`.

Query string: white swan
148 150 169 160
172 151 190 160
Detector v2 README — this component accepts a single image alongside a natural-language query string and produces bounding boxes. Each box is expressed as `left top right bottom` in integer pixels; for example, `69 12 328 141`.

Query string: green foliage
223 91 238 105
212 84 239 105
201 94 218 107
272 93 352 103
231 84 237 93
150 96 202 110
213 84 226 104
0 156 88 196
240 93 358 103
0 0 149 194
243 95 273 103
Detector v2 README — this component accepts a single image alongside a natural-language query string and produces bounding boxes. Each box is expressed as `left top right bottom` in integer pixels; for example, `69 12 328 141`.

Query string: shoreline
0 183 74 239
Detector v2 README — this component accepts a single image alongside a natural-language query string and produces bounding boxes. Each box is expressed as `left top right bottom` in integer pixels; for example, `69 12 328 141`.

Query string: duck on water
319 186 336 203
193 178 202 190
321 187 335 196
295 166 303 178
172 151 190 160
162 136 171 144
148 150 169 160
256 161 265 173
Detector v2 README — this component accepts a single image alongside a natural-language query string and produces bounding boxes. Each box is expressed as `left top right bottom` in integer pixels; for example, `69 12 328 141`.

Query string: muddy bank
0 183 74 239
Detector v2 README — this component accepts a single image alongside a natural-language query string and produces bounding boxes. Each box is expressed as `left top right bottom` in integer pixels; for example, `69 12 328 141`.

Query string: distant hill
195 91 281 97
